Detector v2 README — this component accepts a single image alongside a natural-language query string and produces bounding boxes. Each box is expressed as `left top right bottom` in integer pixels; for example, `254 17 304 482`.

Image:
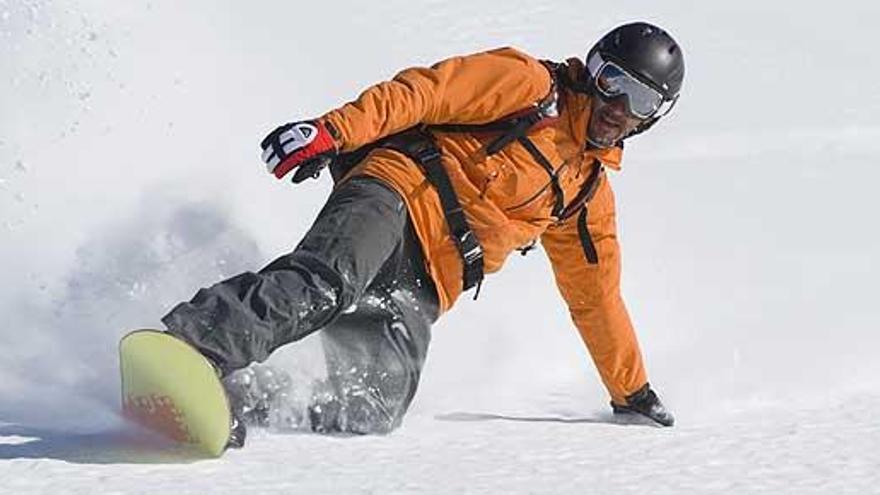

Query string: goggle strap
656 94 679 118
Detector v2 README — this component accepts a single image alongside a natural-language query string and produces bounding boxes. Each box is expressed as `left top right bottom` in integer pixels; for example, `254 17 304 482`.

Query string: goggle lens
594 61 665 119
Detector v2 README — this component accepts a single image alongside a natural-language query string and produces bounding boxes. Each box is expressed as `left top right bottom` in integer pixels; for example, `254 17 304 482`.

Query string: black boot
226 413 247 449
223 364 293 427
198 351 249 449
199 349 249 449
611 383 675 427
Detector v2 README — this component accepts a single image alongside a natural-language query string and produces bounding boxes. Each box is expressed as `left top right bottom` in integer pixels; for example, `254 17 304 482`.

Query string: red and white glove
260 120 337 183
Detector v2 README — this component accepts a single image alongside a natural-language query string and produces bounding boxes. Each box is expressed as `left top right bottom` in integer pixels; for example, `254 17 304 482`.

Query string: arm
540 177 647 404
321 47 553 152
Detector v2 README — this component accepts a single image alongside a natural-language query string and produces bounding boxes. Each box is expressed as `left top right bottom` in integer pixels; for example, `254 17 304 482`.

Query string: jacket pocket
577 207 598 265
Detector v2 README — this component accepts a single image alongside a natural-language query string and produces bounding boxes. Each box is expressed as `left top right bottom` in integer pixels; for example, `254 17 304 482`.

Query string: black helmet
587 21 685 101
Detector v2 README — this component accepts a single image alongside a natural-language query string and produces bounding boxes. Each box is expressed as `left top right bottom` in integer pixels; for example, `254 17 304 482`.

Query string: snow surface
1 0 879 493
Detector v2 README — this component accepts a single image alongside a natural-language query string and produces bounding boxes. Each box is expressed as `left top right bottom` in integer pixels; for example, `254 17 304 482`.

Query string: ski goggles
586 53 677 120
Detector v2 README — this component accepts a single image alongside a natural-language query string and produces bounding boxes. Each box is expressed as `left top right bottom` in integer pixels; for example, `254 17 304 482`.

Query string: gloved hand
260 120 337 183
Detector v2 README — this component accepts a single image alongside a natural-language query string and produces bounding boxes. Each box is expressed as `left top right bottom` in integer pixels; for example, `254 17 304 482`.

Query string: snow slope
1 0 879 493
3 395 878 494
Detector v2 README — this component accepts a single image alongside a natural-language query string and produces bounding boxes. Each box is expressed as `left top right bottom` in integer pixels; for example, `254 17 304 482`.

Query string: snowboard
119 329 231 457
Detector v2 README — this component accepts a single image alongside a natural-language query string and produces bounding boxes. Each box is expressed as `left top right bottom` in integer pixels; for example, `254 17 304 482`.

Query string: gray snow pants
162 177 439 433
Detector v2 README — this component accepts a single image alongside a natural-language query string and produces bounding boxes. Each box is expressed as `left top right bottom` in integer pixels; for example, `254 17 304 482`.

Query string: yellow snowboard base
119 329 231 457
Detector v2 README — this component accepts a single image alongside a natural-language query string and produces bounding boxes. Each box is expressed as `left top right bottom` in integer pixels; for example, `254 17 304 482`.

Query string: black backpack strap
381 129 485 296
485 111 546 155
429 121 518 134
557 159 604 221
431 107 548 157
516 135 565 218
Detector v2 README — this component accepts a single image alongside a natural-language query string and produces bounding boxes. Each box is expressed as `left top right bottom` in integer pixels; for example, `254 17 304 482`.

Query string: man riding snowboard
162 21 685 446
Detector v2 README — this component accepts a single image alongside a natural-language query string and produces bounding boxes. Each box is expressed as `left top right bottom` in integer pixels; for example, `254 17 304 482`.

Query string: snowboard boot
306 377 398 435
226 413 247 449
222 364 293 427
200 351 249 449
611 383 675 427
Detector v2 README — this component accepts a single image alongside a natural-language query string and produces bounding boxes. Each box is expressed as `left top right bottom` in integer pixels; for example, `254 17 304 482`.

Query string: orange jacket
321 47 646 403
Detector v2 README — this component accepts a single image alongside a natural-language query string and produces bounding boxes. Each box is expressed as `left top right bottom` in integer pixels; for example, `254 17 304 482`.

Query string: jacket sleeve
539 177 647 404
321 47 553 152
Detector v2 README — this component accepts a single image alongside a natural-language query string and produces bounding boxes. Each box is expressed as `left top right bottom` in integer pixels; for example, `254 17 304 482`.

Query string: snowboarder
161 21 685 446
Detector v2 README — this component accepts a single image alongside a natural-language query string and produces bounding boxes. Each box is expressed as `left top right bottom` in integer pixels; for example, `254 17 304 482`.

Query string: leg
162 177 410 373
309 220 438 434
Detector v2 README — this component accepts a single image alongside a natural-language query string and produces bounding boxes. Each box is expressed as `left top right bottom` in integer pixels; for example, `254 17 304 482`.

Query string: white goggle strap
655 94 679 118
586 52 604 80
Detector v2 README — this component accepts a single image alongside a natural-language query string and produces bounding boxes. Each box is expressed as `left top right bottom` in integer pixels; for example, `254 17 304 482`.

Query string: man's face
586 95 645 148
